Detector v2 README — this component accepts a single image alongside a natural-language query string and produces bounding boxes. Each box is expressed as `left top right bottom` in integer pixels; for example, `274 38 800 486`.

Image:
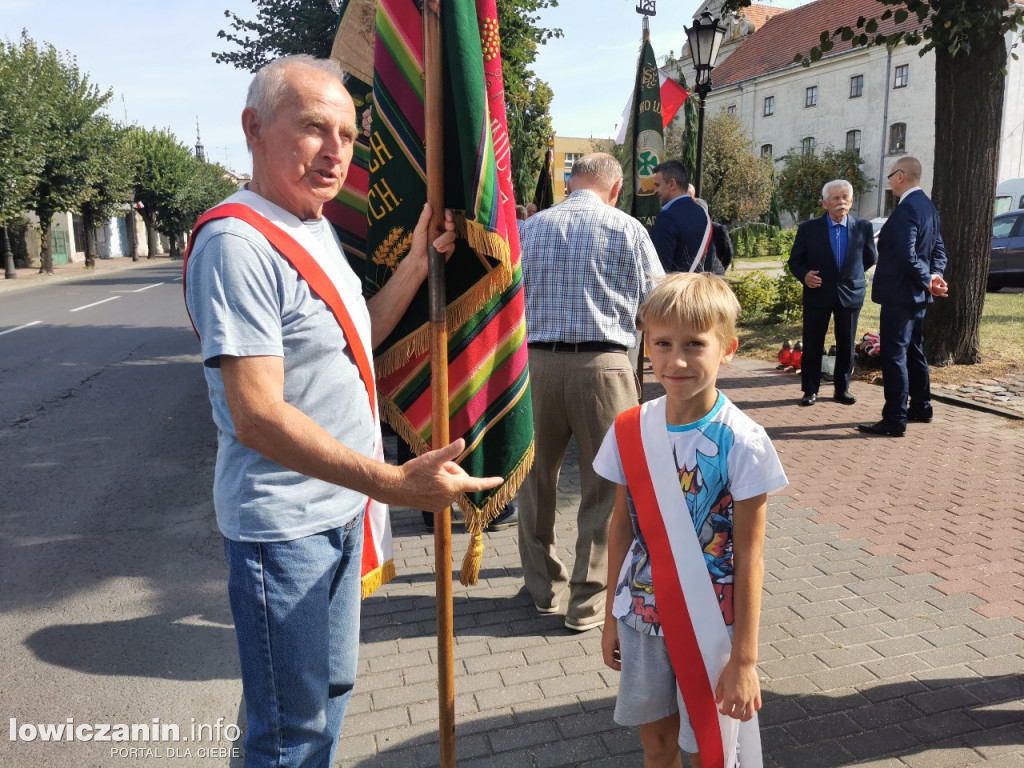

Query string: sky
1 0 259 176
0 0 811 178
532 0 811 140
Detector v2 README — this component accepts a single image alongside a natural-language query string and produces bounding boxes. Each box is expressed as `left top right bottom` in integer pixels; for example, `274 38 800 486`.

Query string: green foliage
214 0 338 72
7 33 112 272
729 223 795 260
776 145 872 222
496 0 561 204
701 111 773 223
81 119 137 230
0 35 48 226
727 267 803 325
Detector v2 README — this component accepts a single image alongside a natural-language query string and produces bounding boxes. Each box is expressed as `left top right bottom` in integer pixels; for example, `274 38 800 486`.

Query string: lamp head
685 11 726 91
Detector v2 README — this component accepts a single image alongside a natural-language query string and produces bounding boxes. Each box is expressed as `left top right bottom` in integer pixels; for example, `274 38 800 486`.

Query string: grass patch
734 271 1024 386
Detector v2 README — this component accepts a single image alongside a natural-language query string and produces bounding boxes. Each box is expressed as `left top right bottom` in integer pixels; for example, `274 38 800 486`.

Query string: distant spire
195 117 206 162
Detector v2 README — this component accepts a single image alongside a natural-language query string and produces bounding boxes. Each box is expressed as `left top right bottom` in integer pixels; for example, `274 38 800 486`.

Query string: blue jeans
224 513 364 768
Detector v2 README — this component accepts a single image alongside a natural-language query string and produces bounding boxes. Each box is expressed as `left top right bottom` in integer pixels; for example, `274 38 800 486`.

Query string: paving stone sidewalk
347 357 1024 768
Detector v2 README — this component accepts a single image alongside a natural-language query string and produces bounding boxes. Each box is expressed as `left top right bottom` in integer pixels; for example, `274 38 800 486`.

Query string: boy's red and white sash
183 190 395 598
615 398 761 768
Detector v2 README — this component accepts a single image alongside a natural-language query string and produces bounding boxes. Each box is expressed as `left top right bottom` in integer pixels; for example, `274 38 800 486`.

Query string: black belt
527 341 627 354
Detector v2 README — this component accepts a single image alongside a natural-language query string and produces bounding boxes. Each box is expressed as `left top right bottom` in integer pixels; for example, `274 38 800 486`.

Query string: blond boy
594 273 788 768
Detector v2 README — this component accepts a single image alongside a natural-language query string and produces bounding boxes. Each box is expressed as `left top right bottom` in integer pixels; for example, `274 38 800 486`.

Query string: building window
801 137 815 156
846 129 862 156
564 152 583 170
889 122 907 154
763 96 774 116
805 86 818 107
850 75 864 98
760 144 773 159
893 64 909 88
727 105 736 115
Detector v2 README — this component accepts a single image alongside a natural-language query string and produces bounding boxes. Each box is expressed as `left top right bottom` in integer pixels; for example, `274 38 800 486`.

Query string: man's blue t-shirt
185 214 374 542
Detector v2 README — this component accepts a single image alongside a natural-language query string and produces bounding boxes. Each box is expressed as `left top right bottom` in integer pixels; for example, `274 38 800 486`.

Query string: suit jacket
872 189 947 306
652 196 712 273
788 214 877 309
712 223 733 269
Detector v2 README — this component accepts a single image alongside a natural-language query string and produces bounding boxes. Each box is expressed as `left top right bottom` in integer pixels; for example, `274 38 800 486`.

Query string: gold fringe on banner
458 443 534 586
360 559 396 599
373 212 513 379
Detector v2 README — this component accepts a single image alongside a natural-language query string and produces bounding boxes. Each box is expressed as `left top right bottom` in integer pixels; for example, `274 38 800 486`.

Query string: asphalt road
0 262 244 767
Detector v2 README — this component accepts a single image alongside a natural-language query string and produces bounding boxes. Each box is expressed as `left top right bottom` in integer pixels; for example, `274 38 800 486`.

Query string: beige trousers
518 348 639 621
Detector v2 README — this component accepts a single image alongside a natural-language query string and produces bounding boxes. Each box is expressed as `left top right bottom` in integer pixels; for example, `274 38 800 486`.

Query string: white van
996 177 1024 215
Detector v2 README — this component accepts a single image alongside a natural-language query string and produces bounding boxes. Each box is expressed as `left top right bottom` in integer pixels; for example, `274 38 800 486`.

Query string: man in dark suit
788 180 877 406
651 160 713 273
859 156 948 437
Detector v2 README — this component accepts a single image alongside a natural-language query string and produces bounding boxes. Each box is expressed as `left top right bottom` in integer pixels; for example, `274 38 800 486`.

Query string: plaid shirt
521 189 664 348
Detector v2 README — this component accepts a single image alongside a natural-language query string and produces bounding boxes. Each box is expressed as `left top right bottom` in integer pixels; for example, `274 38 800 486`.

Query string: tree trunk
925 38 1006 366
37 215 54 275
169 231 183 260
84 225 97 269
142 210 159 258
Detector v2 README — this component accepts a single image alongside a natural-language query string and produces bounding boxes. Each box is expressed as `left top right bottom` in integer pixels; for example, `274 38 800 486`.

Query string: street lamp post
685 11 726 198
3 225 17 279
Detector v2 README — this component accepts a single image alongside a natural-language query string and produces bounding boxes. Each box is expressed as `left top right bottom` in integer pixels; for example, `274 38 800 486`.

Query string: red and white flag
615 68 690 144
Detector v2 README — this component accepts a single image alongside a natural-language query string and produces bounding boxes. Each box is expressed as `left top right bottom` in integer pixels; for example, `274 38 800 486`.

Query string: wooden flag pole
423 1 457 766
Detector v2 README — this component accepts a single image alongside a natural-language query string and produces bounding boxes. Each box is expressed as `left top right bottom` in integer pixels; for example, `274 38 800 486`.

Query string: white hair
821 179 853 201
246 55 347 122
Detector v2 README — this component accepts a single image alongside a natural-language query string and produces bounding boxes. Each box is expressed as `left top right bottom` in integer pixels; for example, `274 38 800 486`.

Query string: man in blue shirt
788 180 877 407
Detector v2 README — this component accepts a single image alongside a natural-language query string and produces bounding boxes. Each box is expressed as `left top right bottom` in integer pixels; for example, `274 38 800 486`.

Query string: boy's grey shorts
613 620 699 753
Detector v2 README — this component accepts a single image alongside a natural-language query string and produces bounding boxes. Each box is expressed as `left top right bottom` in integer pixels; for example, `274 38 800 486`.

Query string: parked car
869 217 887 248
989 210 1024 291
995 177 1024 216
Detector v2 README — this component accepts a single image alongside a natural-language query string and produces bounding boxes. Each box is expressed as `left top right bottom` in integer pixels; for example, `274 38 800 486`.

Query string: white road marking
132 283 164 293
69 296 120 313
0 320 43 337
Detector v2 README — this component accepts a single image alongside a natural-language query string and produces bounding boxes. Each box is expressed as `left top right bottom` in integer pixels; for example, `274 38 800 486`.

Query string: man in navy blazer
788 179 877 406
859 157 948 437
651 161 715 273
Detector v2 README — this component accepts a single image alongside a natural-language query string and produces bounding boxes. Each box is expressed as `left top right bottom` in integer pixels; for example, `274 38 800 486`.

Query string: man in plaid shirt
518 152 664 632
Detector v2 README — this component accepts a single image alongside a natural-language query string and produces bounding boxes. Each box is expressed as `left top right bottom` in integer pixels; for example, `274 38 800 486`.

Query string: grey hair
821 179 853 201
694 197 710 213
246 55 347 122
569 153 623 187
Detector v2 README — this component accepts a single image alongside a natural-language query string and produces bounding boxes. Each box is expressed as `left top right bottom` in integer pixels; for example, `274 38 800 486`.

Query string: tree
0 35 47 238
126 127 198 258
213 0 561 206
213 0 337 72
158 158 239 259
16 35 113 275
493 0 561 204
80 119 137 268
776 145 871 223
723 0 1024 365
700 111 773 223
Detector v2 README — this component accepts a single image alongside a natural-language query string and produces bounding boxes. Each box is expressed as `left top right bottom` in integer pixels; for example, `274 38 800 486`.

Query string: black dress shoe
857 421 906 437
907 411 933 423
833 391 857 405
799 393 817 406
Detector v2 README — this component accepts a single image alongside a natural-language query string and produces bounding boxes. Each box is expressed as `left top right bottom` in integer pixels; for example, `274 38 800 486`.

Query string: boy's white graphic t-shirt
594 392 787 636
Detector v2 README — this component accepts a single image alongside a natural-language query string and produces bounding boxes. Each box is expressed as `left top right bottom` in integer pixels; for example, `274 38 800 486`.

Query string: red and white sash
689 207 714 273
615 398 761 768
183 191 395 598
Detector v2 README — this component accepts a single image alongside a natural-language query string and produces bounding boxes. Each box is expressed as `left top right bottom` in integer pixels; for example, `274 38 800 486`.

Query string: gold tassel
459 531 486 586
